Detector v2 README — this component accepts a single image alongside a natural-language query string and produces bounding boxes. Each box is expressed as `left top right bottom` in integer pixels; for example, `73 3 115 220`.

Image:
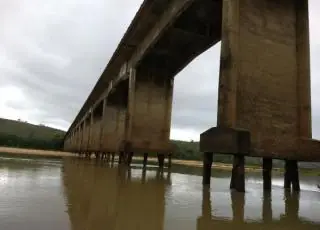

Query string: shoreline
0 147 256 171
0 146 74 158
0 147 319 175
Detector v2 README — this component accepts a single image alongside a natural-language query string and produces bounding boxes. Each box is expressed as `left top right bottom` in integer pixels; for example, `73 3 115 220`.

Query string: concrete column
212 0 312 155
99 98 107 150
263 158 272 191
85 113 93 152
219 0 311 146
74 132 77 152
124 67 174 155
69 132 72 151
90 101 104 152
100 94 126 153
80 120 86 152
296 0 311 138
74 128 78 152
284 160 300 192
79 123 84 152
83 114 91 152
202 152 213 185
216 0 239 128
73 131 76 151
230 155 245 192
69 132 73 151
200 0 311 190
87 111 95 151
74 127 78 152
205 0 311 191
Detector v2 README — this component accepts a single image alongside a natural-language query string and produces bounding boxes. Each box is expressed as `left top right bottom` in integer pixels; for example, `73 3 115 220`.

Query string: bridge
63 0 320 192
62 160 320 230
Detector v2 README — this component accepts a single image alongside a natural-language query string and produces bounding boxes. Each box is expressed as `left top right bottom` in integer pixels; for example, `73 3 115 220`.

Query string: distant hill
0 118 65 150
0 118 65 139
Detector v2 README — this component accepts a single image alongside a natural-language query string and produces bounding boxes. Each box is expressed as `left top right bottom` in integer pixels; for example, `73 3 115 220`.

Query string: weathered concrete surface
88 119 101 151
81 116 91 152
123 68 173 154
234 0 311 142
77 125 83 152
200 0 316 160
100 105 126 152
200 127 250 155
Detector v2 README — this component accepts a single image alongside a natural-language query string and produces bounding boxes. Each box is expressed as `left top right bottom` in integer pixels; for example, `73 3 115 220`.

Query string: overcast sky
0 0 320 141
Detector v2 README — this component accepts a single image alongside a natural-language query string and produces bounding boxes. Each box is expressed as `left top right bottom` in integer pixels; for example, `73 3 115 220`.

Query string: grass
0 118 64 140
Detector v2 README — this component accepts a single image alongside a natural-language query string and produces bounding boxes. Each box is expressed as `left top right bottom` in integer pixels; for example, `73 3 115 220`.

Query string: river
0 156 319 230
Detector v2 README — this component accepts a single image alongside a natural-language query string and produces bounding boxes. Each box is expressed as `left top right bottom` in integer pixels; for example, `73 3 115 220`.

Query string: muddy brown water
0 155 319 230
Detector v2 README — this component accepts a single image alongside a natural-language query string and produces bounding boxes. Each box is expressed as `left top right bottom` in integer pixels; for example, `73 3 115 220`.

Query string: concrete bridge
63 0 320 192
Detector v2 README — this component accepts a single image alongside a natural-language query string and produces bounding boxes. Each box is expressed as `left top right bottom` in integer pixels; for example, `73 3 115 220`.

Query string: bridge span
63 0 320 192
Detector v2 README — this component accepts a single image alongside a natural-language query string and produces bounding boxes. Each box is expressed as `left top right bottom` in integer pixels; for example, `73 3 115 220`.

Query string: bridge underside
139 0 222 76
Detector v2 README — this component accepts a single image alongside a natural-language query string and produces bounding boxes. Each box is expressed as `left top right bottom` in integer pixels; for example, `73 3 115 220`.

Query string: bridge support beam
200 0 311 192
122 67 173 165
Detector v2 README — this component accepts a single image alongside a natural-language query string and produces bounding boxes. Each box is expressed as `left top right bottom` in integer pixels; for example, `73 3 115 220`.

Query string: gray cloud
0 0 320 141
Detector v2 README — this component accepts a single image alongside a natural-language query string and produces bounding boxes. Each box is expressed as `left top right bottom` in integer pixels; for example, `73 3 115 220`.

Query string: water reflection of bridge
62 159 171 230
197 188 320 230
62 159 320 230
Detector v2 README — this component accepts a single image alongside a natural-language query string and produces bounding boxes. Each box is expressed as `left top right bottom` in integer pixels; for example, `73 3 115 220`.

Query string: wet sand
0 146 74 158
0 147 319 175
0 147 246 171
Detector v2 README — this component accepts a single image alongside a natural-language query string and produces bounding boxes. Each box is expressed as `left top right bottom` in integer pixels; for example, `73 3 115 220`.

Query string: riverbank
0 146 74 159
0 147 319 175
0 147 254 171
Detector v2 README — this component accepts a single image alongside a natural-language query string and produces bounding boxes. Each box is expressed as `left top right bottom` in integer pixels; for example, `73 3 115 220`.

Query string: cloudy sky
0 0 320 141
